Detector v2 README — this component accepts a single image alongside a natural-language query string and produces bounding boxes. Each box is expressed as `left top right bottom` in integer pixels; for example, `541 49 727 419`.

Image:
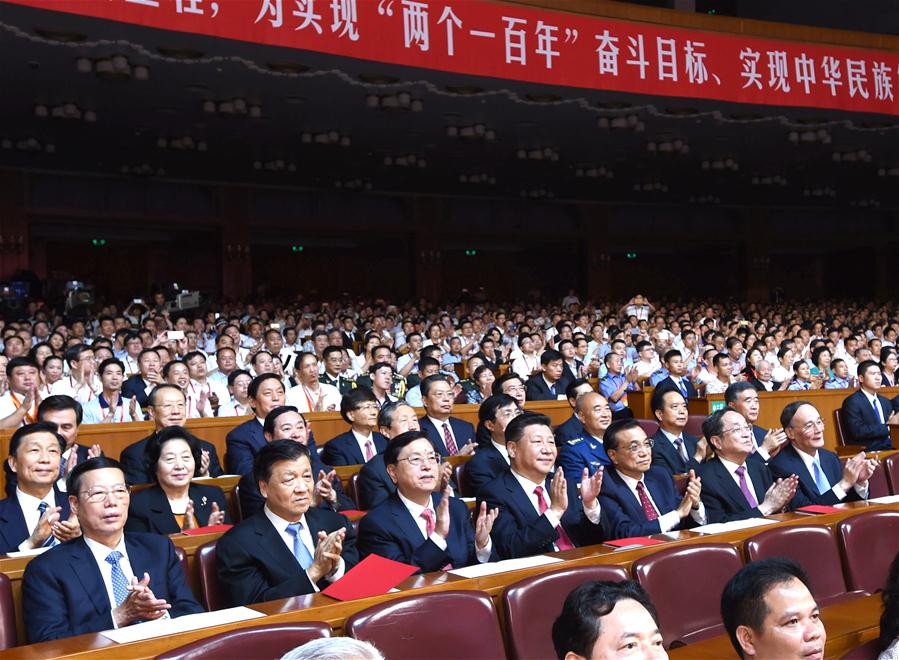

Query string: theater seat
345 590 505 660
230 484 243 523
455 462 474 498
503 564 629 660
347 473 360 508
884 454 899 494
840 457 890 498
637 419 659 437
174 546 191 591
156 622 331 660
0 573 16 650
632 543 743 648
833 409 865 455
196 540 228 611
841 638 882 660
837 510 899 593
744 524 865 607
684 415 705 439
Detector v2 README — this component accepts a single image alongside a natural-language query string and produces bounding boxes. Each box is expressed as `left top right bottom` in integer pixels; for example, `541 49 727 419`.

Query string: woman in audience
125 425 228 534
881 347 898 388
47 331 65 358
466 364 496 405
878 550 899 659
811 346 834 381
39 355 64 399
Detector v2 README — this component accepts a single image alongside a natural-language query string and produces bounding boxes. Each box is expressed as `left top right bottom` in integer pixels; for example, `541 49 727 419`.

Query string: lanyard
9 391 36 424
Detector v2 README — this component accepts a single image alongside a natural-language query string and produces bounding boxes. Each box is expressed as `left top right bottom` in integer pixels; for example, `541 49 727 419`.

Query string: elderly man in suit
216 441 358 607
649 388 706 476
418 375 476 457
841 360 899 451
724 382 789 460
22 456 203 642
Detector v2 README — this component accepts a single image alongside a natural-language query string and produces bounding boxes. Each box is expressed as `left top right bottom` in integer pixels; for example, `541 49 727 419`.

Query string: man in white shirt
207 345 239 388
217 369 253 418
82 359 137 425
50 344 100 404
0 357 40 429
285 352 342 413
120 334 143 378
184 351 229 415
705 354 737 395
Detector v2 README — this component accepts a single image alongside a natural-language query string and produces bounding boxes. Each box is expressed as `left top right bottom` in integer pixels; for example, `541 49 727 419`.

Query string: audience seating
196 541 227 612
345 590 506 660
841 638 883 660
837 509 899 593
174 547 190 591
347 473 361 508
455 462 475 498
637 419 660 437
743 524 865 607
230 485 242 523
502 564 629 660
632 543 743 648
840 457 890 498
155 622 331 660
0 573 16 650
884 453 899 494
684 415 705 439
832 409 866 454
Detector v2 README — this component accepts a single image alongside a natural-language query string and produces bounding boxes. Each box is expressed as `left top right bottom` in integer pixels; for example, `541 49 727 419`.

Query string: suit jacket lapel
783 446 817 495
713 459 754 510
421 417 447 454
69 537 111 615
504 472 539 524
388 494 429 545
346 433 365 465
252 513 302 568
0 499 28 550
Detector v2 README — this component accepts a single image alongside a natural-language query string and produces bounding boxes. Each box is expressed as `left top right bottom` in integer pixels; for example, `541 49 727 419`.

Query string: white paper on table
448 555 562 578
193 474 241 481
459 497 476 503
691 518 779 535
5 547 50 558
99 606 265 644
870 495 899 504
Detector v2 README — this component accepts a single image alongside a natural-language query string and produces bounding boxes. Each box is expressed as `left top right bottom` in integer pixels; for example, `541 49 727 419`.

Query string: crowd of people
2 291 899 654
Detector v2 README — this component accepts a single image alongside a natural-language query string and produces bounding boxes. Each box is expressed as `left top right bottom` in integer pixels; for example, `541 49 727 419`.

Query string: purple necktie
735 465 758 508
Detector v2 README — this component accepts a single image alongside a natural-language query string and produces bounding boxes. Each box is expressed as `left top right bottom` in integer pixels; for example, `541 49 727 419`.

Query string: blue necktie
811 456 831 495
285 522 314 569
873 398 885 424
105 551 131 606
549 384 556 396
679 379 688 398
36 501 57 548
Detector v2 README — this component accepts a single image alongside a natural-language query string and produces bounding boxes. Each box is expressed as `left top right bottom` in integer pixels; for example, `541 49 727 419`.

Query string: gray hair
280 638 384 660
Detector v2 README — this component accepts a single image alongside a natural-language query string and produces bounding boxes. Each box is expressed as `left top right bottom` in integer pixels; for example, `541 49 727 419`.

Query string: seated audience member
511 333 540 380
0 357 39 429
824 358 852 390
704 354 736 394
698 409 798 523
721 558 825 659
82 358 137 424
652 349 698 398
22 456 203 642
877 551 899 658
225 373 287 475
163 360 212 419
125 426 228 534
771 401 875 509
465 364 496 405
650 388 706 476
493 371 527 407
216 441 358 607
50 344 99 404
0 423 81 553
280 638 385 660
403 356 441 407
322 388 388 466
558 392 613 478
119 385 223 484
418 374 476 456
599 351 639 420
881 347 899 389
841 360 899 451
357 431 497 572
285 352 342 413
39 355 64 399
552 580 667 660
184 350 228 416
217 369 253 417
478 413 607 559
525 349 567 401
725 382 788 459
787 360 822 391
747 360 784 393
554 379 594 446
121 348 162 409
600 419 705 539
366 361 401 408
771 347 795 385
207 345 238 390
465 394 522 496
319 345 355 395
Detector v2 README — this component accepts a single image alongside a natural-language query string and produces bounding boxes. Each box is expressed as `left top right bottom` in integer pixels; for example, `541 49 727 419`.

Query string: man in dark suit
216 441 358 607
841 360 899 451
478 413 607 559
225 373 287 476
725 382 788 460
22 456 203 642
698 409 798 523
321 388 388 466
358 431 498 573
119 385 222 484
121 348 162 410
653 349 698 399
649 388 707 476
238 406 354 517
463 394 521 497
418 375 476 457
770 401 876 510
0 423 80 553
525 349 568 401
600 419 705 539
557 392 612 478
553 379 593 446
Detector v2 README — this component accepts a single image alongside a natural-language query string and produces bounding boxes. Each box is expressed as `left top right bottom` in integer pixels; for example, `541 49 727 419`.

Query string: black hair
148 384 184 407
247 373 284 399
478 393 519 424
143 425 202 482
492 371 525 396
250 350 274 367
603 419 642 452
417 356 440 372
702 408 732 442
505 412 551 444
340 387 378 424
650 386 684 415
565 378 591 401
8 422 66 457
227 369 252 387
780 400 813 429
67 455 127 493
724 381 758 405
98 357 125 377
377 400 414 430
253 439 311 486
6 356 37 378
63 343 91 367
540 349 563 366
162 360 188 379
383 430 435 466
263 405 303 437
38 394 84 426
857 359 880 380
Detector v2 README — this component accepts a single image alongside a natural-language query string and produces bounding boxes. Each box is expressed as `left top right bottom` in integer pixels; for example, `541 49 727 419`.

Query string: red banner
4 0 898 115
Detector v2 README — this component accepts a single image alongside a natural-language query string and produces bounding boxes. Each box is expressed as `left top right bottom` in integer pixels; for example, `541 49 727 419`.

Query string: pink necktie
534 485 574 551
364 439 374 462
442 422 458 456
420 508 453 571
635 482 659 522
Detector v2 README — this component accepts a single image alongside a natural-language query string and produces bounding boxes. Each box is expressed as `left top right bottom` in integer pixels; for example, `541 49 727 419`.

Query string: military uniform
355 373 407 399
320 372 355 395
557 434 611 478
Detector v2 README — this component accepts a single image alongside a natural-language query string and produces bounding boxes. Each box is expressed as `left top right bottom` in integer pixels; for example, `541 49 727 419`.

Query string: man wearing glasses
22 456 203 642
698 409 799 523
770 401 876 510
321 388 388 466
358 431 498 573
600 419 706 539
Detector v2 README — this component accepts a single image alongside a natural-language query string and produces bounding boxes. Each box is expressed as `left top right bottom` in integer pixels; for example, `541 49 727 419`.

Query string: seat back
744 525 855 605
455 462 474 498
884 454 899 494
346 590 505 660
632 543 743 648
834 408 847 445
503 564 629 660
173 546 191 592
837 510 899 593
230 484 243 523
156 622 331 660
842 457 890 499
347 473 361 508
196 540 228 611
637 419 659 437
684 415 705 439
0 573 16 650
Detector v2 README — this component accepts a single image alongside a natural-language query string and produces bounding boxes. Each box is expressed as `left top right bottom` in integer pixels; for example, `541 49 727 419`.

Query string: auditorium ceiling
0 2 896 209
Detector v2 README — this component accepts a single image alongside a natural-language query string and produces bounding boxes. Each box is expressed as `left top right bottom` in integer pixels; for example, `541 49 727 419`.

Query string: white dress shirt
285 383 342 413
16 488 56 551
794 447 868 500
617 472 706 532
861 389 886 424
396 491 492 563
351 429 377 463
263 505 345 589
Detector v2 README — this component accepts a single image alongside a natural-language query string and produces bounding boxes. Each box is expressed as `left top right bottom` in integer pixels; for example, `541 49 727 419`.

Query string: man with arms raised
285 352 342 414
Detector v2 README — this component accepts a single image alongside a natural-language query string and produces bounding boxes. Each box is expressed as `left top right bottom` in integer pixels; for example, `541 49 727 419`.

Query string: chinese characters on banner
5 0 897 115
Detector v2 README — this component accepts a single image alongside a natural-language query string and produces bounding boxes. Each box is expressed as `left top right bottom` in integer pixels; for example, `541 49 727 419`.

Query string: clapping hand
474 501 499 550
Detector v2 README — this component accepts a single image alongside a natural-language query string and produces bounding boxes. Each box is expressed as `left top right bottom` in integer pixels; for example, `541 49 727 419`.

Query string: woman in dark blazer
126 426 228 534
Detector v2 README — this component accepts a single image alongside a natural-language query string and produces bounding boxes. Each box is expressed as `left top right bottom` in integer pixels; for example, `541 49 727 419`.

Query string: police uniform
557 434 611 478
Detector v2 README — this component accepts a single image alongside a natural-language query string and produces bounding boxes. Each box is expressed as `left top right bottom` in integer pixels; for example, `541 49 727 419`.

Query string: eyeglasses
81 485 131 503
622 439 655 454
355 403 380 412
154 403 186 412
722 423 753 436
397 452 441 467
799 418 825 433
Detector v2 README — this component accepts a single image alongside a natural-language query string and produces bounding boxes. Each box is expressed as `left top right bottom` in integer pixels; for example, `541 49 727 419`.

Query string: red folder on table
796 505 843 515
604 537 666 548
182 524 233 535
322 554 418 601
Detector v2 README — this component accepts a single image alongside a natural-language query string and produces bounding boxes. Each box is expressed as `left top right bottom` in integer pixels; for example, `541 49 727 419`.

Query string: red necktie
534 485 574 551
635 482 659 522
420 508 453 571
442 422 458 456
364 439 374 462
